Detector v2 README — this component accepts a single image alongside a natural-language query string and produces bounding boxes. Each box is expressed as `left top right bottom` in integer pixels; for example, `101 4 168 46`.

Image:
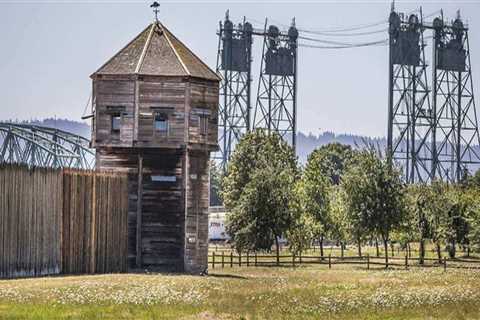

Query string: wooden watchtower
90 21 219 273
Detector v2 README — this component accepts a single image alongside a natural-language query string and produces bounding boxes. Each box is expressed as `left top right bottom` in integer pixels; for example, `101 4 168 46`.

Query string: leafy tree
209 161 224 206
405 184 431 264
223 130 299 261
341 150 406 266
306 143 354 185
302 149 332 258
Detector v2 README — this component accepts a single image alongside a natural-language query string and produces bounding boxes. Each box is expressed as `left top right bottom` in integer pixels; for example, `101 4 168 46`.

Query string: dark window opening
200 116 208 136
111 114 121 133
154 113 168 134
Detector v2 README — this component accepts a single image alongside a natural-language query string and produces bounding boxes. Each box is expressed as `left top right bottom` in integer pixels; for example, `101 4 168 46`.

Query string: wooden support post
444 256 447 272
239 252 241 267
255 252 257 267
367 254 370 270
230 252 233 268
212 252 215 269
299 252 302 264
328 254 331 269
247 252 249 267
292 254 295 268
405 254 408 270
136 154 143 269
222 252 225 268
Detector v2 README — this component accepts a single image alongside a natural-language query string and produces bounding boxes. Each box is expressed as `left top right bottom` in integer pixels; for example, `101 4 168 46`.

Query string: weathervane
150 1 160 23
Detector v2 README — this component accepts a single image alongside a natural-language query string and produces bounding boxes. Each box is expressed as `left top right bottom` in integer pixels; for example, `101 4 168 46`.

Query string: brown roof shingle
93 23 219 81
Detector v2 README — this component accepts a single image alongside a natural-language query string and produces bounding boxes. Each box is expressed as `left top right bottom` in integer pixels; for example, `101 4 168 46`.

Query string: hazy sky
1 0 479 137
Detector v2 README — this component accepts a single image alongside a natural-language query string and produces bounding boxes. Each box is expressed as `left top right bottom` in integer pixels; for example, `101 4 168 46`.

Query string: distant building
90 21 220 273
208 206 230 241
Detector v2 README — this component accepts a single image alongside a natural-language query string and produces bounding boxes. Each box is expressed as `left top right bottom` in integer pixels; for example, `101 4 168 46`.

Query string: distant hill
19 119 386 162
15 120 479 172
21 118 91 139
295 131 386 163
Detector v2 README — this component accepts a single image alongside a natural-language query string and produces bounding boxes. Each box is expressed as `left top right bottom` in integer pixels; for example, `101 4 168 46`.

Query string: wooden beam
136 154 143 269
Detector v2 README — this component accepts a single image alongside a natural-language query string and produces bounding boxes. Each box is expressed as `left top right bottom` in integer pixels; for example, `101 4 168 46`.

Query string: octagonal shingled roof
92 22 220 81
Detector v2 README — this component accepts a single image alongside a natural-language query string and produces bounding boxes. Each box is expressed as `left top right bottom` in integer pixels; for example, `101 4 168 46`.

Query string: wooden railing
208 252 480 271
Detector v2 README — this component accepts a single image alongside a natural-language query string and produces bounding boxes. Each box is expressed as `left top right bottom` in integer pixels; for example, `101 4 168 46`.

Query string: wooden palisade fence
0 165 128 279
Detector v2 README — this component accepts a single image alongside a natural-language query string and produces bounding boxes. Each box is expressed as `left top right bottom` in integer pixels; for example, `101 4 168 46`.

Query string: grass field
1 265 480 319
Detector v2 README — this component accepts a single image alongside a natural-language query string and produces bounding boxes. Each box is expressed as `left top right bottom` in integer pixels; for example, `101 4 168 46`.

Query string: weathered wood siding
96 148 185 271
184 150 210 273
93 79 135 147
188 80 219 148
0 165 129 279
137 78 186 147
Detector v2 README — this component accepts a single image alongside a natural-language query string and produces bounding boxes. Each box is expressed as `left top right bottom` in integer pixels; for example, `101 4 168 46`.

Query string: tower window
154 113 168 134
200 116 208 136
111 114 121 133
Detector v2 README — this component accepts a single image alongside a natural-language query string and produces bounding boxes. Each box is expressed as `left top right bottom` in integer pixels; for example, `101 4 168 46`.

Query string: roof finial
150 1 160 23
391 0 395 12
225 9 230 21
291 17 296 27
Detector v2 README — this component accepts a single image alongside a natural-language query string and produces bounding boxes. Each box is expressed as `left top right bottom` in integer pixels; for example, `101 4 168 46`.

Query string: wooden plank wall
0 165 62 278
0 165 129 279
62 170 129 275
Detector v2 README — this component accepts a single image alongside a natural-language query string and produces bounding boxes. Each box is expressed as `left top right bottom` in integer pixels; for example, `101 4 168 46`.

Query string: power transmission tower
388 8 433 183
253 19 298 151
432 12 480 182
215 11 253 172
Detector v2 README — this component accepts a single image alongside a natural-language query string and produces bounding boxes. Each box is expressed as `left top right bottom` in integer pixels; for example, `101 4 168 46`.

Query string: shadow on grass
207 273 248 280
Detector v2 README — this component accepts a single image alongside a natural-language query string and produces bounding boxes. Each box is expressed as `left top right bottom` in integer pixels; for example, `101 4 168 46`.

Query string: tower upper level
91 22 220 150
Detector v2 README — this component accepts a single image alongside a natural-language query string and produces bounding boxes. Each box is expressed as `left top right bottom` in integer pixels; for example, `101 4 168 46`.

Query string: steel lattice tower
215 12 253 172
431 12 480 182
253 19 298 151
388 8 433 183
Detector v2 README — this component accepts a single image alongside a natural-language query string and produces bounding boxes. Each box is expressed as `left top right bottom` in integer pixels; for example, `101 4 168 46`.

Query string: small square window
154 113 168 133
111 114 121 133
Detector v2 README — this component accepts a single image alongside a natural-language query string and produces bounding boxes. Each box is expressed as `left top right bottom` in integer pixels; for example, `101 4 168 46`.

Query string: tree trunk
467 245 471 257
275 236 280 266
419 239 425 265
357 237 362 257
319 235 324 260
391 242 394 257
436 241 442 263
448 240 456 259
375 238 380 257
383 238 389 268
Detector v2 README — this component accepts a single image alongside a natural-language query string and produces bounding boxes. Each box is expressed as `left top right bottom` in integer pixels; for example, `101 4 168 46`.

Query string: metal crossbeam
0 123 95 169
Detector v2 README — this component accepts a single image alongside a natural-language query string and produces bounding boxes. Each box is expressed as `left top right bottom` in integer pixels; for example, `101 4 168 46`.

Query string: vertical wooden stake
367 254 370 270
239 252 242 267
230 252 233 268
328 254 331 269
222 252 224 268
212 252 215 269
136 154 143 269
444 257 447 272
247 252 249 267
255 252 257 267
405 254 408 270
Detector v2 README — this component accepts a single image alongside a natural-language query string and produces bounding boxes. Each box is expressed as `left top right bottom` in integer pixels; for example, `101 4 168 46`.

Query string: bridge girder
0 123 95 169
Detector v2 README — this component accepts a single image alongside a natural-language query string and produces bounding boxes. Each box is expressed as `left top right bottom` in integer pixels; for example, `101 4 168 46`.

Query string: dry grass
0 265 479 319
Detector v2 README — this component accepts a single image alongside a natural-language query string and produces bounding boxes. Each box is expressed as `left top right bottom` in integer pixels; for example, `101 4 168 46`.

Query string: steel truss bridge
0 123 95 169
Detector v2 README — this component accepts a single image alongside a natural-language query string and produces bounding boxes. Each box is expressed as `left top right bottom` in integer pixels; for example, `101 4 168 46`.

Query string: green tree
209 160 223 207
405 184 431 264
341 150 406 266
307 143 354 185
223 130 299 261
302 149 333 258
